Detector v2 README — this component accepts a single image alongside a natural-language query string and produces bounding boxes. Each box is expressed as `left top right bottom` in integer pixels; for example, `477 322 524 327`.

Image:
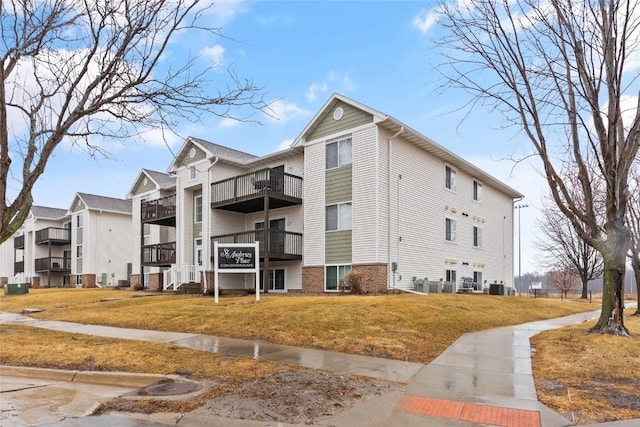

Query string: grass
0 288 596 363
531 310 640 424
1 289 636 422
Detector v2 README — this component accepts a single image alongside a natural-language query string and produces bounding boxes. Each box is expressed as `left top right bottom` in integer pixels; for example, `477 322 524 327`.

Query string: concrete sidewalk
1 310 638 427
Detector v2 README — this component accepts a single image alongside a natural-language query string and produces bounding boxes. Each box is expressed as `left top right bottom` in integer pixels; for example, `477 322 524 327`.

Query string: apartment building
136 93 522 294
0 193 133 288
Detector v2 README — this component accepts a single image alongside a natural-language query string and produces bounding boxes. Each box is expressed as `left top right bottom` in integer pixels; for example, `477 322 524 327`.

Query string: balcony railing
211 168 302 213
35 257 71 272
141 194 176 225
14 235 24 249
212 229 302 261
142 242 176 266
14 261 24 273
35 227 71 245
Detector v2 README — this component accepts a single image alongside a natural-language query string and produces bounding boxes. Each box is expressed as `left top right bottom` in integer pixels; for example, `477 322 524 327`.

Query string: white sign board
531 282 542 290
213 241 260 304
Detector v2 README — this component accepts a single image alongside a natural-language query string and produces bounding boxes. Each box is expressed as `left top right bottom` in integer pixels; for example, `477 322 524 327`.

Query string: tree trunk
633 260 640 316
581 277 588 299
591 224 629 335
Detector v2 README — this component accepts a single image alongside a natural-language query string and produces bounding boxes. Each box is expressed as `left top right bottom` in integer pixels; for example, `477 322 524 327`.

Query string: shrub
339 271 365 294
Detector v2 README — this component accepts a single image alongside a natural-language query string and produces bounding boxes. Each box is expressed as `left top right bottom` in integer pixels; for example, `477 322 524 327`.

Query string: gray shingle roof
76 193 132 214
31 206 68 220
190 137 259 165
142 169 176 190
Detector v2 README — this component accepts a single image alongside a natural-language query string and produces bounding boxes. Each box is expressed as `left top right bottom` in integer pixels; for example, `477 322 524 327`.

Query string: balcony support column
263 193 269 295
48 242 52 288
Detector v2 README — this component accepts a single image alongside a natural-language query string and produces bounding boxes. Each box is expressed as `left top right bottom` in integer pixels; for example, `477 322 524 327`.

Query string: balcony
212 229 302 261
35 227 71 245
142 242 176 266
35 257 71 273
14 261 24 273
14 235 24 249
141 194 176 226
211 168 302 213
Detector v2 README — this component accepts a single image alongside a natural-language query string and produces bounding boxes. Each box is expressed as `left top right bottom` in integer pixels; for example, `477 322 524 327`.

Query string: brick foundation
0 277 7 287
351 263 388 294
201 270 214 295
147 273 162 292
82 274 97 288
31 276 41 288
129 274 140 290
302 266 325 293
302 264 389 294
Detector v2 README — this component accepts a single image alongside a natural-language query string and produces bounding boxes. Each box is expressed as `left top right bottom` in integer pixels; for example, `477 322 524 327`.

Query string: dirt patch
103 369 399 424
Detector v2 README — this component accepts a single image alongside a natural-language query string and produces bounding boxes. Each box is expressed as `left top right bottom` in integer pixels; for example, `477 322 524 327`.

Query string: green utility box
4 283 29 295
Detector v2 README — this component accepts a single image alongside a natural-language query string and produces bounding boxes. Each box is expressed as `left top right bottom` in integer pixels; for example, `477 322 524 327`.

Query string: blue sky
18 0 546 273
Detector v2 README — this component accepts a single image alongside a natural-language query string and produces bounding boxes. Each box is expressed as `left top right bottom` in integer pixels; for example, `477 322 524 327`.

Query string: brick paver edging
396 395 541 427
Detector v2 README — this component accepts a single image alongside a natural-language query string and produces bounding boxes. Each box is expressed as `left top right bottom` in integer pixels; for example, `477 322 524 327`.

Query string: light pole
515 204 529 293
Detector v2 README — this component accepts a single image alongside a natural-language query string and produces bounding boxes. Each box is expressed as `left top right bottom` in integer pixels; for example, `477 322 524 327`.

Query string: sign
213 242 260 304
531 282 542 290
217 246 256 269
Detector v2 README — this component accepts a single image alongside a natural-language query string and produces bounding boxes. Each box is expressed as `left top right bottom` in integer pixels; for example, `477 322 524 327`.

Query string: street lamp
514 204 529 293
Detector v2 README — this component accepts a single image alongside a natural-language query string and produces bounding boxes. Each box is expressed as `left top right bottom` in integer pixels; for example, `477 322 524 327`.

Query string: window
325 265 351 291
445 165 457 191
194 195 202 223
473 271 483 286
189 166 196 180
445 218 457 242
76 245 83 257
260 269 285 292
445 269 457 283
76 275 83 285
194 238 203 266
473 226 483 248
326 202 352 231
473 180 483 201
326 137 352 169
76 214 83 228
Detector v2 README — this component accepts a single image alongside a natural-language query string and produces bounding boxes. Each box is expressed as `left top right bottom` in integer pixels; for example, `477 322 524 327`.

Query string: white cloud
305 72 358 103
265 99 312 124
200 44 225 66
305 82 328 102
277 138 294 151
218 117 241 129
413 7 439 34
201 0 249 27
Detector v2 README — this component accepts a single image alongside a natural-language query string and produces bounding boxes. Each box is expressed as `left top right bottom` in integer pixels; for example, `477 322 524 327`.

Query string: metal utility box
489 283 505 295
4 283 29 295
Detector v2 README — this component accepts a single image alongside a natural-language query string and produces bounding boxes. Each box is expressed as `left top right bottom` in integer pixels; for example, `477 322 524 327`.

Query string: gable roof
69 193 132 215
168 136 259 171
294 93 523 199
30 206 68 220
126 168 176 199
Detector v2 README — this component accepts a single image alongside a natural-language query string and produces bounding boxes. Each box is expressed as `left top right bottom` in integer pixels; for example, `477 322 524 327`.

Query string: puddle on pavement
131 378 201 396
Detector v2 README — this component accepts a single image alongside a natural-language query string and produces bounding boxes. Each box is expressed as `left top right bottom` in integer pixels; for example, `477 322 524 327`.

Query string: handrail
211 229 302 257
141 194 176 221
211 167 302 206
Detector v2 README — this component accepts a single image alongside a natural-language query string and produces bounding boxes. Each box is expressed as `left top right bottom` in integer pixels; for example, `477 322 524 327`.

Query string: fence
528 288 592 303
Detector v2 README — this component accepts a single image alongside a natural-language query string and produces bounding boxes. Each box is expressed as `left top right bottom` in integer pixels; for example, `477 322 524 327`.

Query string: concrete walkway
1 310 638 427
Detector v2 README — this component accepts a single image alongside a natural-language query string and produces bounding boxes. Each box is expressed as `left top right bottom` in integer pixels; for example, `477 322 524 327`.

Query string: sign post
213 241 260 304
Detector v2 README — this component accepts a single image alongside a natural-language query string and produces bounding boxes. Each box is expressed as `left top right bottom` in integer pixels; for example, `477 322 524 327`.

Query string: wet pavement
1 309 639 427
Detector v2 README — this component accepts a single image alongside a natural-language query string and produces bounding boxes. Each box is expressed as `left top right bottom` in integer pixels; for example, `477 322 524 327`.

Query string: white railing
163 265 200 291
8 273 29 284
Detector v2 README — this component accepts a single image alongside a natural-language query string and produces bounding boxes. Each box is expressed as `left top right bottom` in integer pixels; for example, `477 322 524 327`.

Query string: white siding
352 125 379 263
85 211 132 285
303 141 326 266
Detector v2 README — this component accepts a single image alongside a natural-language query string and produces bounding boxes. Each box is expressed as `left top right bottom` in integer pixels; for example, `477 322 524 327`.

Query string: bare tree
536 196 603 299
1 0 266 243
435 0 640 335
627 167 640 315
546 270 581 299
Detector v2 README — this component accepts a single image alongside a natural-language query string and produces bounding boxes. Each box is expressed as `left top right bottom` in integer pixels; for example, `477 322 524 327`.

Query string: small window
325 265 351 292
473 180 482 201
445 165 457 191
76 275 83 285
194 195 202 223
474 271 483 286
445 218 457 242
445 269 457 283
260 269 286 292
326 137 352 169
189 166 196 180
326 202 352 231
473 226 483 248
76 245 83 257
76 214 83 228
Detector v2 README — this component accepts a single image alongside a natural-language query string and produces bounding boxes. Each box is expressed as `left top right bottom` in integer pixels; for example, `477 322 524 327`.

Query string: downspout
388 126 404 290
203 156 219 294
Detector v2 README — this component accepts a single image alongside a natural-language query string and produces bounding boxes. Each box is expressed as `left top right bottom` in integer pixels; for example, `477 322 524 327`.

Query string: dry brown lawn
0 288 596 363
531 311 640 424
